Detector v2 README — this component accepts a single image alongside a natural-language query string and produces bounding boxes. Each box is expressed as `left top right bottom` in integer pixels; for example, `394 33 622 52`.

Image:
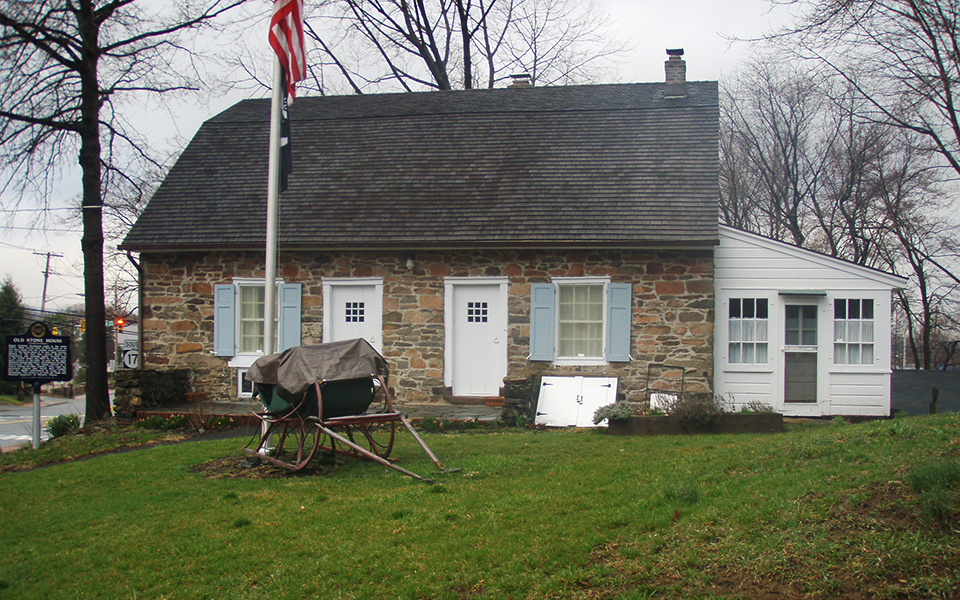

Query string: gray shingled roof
121 82 719 252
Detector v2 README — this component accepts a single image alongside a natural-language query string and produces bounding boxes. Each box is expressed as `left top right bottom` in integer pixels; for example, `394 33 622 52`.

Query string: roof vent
509 73 532 88
664 48 686 98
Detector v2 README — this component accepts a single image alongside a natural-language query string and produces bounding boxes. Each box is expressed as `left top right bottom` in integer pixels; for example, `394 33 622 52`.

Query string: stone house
120 53 720 413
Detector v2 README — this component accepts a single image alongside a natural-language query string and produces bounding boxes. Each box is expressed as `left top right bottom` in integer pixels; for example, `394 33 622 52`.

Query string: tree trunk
78 1 110 422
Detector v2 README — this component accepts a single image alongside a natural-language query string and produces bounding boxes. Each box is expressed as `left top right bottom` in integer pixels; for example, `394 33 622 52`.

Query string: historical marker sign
4 322 73 383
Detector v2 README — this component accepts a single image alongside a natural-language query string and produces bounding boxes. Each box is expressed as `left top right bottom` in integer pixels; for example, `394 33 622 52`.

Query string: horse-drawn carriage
243 338 451 483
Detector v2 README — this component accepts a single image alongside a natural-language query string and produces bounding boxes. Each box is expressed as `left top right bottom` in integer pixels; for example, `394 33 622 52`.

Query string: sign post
4 322 73 449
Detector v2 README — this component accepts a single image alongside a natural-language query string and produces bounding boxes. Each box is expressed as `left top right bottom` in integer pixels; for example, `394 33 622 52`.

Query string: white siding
829 372 890 416
715 226 907 417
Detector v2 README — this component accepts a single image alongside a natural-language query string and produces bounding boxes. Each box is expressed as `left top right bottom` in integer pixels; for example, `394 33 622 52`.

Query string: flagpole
264 57 283 356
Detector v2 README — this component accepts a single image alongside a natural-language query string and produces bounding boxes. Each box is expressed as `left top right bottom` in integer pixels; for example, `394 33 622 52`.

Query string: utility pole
33 251 63 314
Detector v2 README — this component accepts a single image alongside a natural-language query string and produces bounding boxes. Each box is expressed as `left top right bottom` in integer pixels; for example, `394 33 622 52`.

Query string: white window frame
237 368 256 398
784 303 819 349
728 297 770 365
834 298 875 366
227 278 283 369
553 276 610 366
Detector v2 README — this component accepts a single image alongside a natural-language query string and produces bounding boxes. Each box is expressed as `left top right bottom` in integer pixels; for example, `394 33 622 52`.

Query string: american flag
269 0 305 101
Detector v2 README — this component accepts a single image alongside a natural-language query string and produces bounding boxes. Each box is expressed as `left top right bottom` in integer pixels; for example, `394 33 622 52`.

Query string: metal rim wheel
270 420 323 470
355 421 396 458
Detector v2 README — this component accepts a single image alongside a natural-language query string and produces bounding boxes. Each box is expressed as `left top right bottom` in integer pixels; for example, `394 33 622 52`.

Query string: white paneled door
323 280 383 352
449 282 506 396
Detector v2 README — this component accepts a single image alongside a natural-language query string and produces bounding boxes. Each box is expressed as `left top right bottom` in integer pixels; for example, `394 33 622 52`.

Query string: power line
2 226 82 233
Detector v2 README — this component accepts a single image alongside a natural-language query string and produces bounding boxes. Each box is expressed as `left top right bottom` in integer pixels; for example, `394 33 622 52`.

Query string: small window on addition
834 299 874 365
728 298 769 364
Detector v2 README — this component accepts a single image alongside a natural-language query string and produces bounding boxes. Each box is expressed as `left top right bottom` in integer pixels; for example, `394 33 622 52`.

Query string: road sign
4 322 73 383
120 338 138 369
122 350 139 369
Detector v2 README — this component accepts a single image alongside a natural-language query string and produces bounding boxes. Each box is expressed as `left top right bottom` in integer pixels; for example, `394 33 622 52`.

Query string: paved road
0 395 88 451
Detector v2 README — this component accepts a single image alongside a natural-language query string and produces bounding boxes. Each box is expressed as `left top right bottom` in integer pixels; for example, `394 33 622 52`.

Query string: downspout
126 251 142 370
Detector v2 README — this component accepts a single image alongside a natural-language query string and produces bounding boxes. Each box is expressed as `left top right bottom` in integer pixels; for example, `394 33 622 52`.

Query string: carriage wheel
355 421 396 459
265 420 323 470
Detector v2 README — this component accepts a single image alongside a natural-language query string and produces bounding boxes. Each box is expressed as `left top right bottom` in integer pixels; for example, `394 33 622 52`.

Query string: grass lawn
0 394 29 406
1 414 958 599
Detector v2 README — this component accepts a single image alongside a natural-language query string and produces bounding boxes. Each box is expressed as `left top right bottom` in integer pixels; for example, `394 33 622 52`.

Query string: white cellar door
535 376 618 427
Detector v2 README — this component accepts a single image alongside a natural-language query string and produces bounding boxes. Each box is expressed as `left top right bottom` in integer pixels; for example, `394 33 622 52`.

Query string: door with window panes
324 282 382 352
783 303 819 407
451 283 504 396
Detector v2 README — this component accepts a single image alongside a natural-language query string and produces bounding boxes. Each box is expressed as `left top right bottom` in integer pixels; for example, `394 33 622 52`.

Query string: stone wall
139 248 714 406
113 368 191 420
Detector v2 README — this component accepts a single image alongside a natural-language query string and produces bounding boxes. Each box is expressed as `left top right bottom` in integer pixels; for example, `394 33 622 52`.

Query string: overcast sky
0 0 800 316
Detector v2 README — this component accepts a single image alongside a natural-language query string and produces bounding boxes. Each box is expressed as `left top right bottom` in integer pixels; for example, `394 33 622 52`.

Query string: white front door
323 279 383 351
446 280 507 396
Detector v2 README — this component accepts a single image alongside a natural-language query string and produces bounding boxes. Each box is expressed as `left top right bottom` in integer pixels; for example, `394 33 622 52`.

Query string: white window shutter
606 283 632 362
213 284 236 357
529 283 556 361
277 283 302 351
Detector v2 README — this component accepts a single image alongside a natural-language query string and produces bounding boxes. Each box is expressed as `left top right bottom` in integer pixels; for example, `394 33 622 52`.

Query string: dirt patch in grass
188 454 333 479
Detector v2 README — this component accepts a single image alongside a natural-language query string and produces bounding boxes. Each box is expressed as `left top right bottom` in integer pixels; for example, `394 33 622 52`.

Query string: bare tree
720 62 831 246
499 0 623 86
0 0 245 422
722 57 960 369
771 0 960 180
301 0 627 93
880 188 960 369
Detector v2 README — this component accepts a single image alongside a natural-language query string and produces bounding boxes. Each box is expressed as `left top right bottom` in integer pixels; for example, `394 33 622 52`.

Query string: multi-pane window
785 305 818 346
237 284 279 353
728 298 769 364
238 285 265 353
834 299 874 365
558 284 604 358
467 301 488 323
345 301 365 323
784 304 817 346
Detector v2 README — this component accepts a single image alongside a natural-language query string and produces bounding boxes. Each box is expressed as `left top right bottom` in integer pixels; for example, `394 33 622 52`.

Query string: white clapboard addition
535 376 618 427
714 225 907 417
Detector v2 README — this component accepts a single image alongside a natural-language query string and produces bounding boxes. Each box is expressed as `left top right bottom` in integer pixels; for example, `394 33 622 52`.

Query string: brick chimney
509 73 532 88
664 48 686 98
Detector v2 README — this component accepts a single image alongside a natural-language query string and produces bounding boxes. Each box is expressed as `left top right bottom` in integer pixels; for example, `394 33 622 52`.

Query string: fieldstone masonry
113 368 191 420
139 248 714 407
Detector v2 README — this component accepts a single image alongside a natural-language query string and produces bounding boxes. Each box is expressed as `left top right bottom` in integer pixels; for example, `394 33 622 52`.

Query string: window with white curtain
728 298 769 364
834 299 874 365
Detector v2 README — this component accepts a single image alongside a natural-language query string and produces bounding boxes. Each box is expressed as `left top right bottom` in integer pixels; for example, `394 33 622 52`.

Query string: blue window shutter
529 283 556 361
277 283 302 351
606 283 632 362
213 284 236 357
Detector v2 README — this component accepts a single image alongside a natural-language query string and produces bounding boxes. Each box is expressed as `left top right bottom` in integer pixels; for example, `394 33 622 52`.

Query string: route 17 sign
4 322 73 383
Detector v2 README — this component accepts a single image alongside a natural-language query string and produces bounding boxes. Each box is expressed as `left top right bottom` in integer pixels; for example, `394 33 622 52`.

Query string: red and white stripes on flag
269 0 305 101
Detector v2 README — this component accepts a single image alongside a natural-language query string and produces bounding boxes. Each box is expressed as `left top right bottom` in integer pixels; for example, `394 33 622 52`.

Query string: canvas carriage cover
245 338 389 402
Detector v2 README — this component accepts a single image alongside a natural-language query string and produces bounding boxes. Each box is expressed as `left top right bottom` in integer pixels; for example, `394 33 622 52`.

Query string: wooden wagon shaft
318 425 434 484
